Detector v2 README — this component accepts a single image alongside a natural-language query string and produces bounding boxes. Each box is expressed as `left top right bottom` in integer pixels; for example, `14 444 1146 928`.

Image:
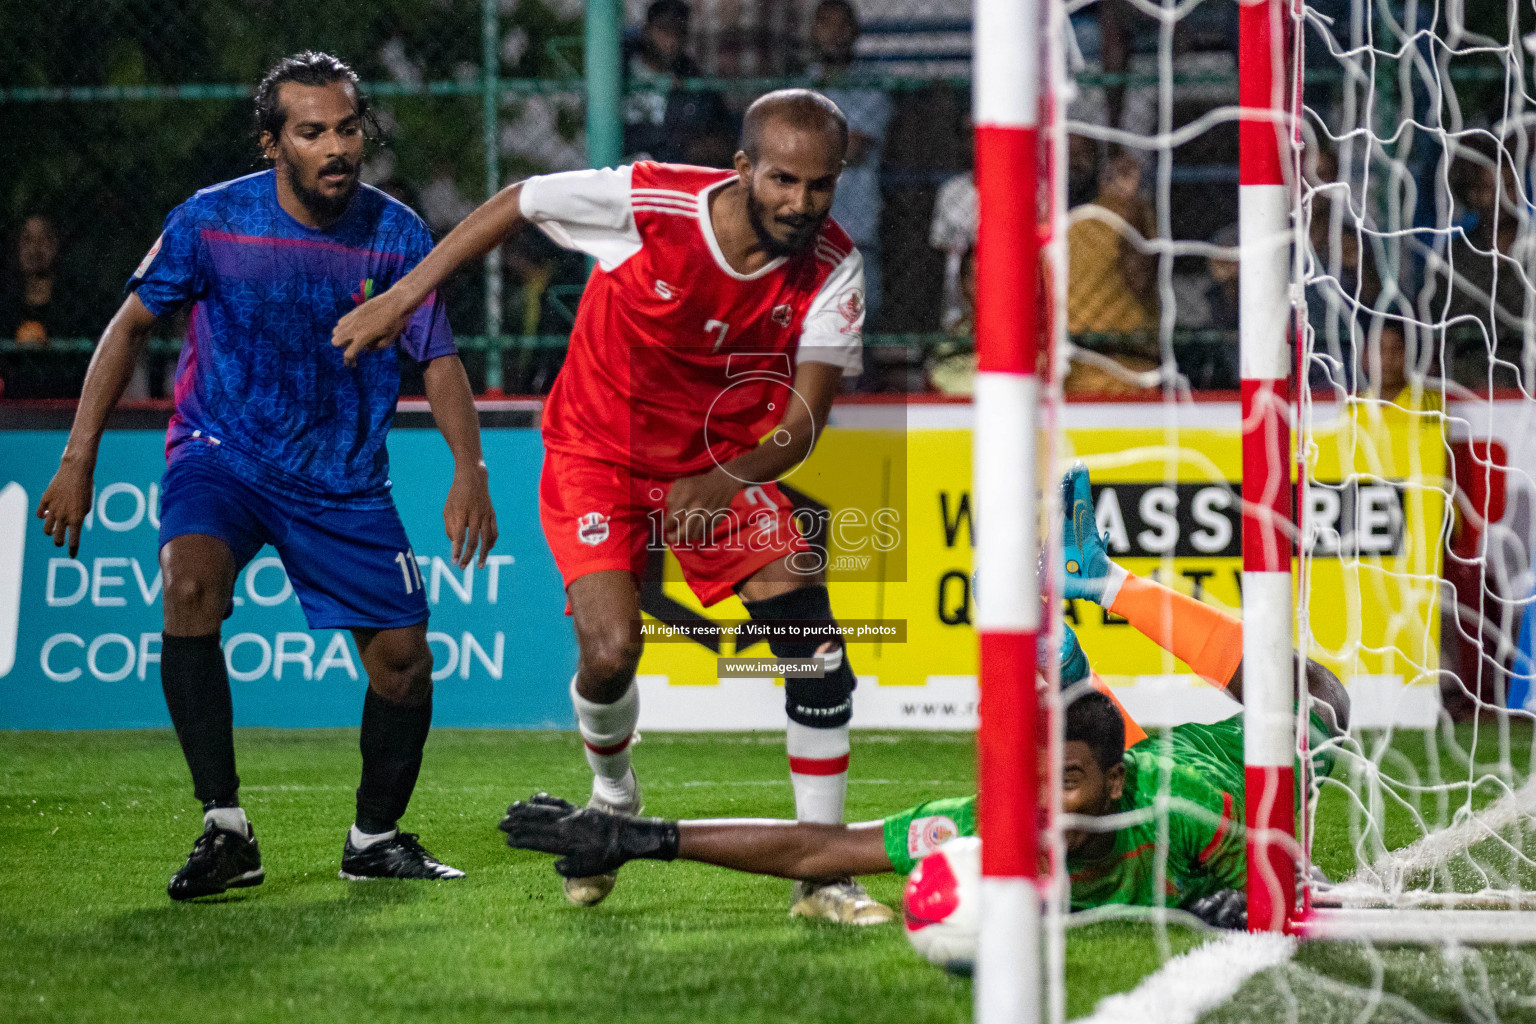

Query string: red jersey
519 162 865 479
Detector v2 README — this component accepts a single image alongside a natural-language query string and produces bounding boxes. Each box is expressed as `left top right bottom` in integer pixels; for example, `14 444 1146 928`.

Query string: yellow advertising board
634 402 1445 731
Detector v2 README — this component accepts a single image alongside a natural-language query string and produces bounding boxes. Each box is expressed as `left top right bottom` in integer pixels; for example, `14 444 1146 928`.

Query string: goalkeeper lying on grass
500 465 1350 925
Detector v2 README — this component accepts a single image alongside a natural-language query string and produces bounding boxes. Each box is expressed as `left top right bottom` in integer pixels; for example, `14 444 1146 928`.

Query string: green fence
2 0 988 395
4 0 1517 398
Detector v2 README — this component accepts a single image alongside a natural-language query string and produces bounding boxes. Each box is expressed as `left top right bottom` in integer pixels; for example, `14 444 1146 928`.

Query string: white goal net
1295 0 1536 930
1031 0 1536 1019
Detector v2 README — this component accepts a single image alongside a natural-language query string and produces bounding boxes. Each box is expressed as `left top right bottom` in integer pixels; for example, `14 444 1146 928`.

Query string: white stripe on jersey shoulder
817 236 851 261
632 196 697 209
633 188 699 202
816 242 852 266
632 194 698 211
630 187 698 216
634 204 698 217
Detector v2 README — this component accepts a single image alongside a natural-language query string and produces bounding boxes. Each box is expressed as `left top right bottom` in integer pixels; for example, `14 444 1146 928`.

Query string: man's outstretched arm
332 182 528 364
499 795 894 881
678 819 893 880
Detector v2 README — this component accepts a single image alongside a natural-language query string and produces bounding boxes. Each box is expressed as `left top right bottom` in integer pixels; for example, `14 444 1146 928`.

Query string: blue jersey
128 170 455 507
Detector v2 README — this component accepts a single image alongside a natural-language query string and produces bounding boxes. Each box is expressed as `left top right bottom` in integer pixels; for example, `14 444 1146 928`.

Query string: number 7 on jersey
705 319 729 351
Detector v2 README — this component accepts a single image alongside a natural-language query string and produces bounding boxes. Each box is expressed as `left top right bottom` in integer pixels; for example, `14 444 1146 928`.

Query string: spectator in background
1172 223 1240 389
929 171 975 331
1425 135 1535 389
1306 150 1384 391
1202 224 1240 334
624 0 735 167
3 215 69 345
926 248 976 396
1067 133 1102 209
0 214 94 399
805 0 892 323
1356 312 1441 410
417 162 477 236
931 135 1100 331
1365 318 1411 402
1065 151 1160 396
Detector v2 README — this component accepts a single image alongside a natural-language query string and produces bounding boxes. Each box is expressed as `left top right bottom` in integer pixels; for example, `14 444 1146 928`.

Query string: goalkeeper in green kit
499 465 1350 925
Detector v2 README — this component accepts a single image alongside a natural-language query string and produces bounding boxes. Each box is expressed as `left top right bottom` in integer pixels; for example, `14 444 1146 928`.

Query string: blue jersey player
35 52 498 900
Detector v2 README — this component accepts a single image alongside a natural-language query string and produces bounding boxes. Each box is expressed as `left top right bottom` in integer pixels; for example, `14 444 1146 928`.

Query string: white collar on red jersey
697 177 789 282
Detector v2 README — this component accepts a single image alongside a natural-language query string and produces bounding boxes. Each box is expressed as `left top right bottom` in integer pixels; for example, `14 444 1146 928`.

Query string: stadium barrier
2 397 1495 731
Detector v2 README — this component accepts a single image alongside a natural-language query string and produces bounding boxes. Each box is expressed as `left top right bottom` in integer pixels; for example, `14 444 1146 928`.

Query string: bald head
739 89 848 164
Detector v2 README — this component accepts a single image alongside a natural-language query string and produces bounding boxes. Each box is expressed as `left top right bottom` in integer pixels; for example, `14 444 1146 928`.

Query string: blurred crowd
4 0 1532 403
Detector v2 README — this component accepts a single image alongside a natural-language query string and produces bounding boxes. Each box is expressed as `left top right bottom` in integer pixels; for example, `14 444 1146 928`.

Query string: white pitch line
1070 931 1297 1024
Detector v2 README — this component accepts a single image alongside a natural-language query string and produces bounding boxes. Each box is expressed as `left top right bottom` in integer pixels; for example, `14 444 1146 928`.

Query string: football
902 835 981 974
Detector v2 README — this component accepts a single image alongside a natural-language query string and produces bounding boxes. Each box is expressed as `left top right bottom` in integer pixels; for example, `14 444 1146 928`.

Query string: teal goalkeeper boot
1036 621 1090 688
1061 462 1116 604
1058 622 1090 687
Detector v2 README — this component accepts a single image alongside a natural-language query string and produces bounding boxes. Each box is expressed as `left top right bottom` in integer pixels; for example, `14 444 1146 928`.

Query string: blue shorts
158 451 429 631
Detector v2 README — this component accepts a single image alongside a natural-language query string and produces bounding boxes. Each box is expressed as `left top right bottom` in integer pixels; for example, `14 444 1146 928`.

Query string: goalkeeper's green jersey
880 712 1336 911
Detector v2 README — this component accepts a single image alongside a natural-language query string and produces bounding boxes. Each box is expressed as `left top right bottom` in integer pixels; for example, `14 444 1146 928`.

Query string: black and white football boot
338 831 465 881
167 820 265 901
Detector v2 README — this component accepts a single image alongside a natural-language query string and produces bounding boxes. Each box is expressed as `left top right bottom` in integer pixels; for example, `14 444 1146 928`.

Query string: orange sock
1107 573 1244 688
1088 672 1149 748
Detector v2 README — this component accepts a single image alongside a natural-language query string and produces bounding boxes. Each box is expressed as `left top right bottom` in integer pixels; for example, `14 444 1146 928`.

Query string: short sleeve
798 248 865 376
519 165 642 271
881 795 977 875
394 218 456 364
126 202 207 317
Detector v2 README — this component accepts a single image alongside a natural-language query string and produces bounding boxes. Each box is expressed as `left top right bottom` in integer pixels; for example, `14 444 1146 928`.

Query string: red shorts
539 449 812 606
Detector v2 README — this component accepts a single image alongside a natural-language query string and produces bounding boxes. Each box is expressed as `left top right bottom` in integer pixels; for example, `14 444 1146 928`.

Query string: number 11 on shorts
395 550 425 594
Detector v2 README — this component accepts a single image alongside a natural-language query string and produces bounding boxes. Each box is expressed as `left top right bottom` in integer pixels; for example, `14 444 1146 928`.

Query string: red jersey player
334 90 890 924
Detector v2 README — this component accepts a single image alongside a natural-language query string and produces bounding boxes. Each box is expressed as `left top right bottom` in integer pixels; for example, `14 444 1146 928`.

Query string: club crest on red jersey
771 304 793 327
837 288 864 333
577 512 610 546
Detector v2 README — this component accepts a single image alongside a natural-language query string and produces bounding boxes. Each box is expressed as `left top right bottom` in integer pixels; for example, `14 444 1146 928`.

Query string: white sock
1100 561 1130 608
349 824 398 849
572 676 640 808
204 806 248 835
787 720 850 824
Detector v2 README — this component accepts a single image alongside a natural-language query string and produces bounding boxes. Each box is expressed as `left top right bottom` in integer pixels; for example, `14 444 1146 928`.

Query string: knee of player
368 645 434 705
580 629 643 689
161 567 227 621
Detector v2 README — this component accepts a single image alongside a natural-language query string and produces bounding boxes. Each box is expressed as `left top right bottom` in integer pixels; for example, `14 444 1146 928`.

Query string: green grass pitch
1 726 1532 1023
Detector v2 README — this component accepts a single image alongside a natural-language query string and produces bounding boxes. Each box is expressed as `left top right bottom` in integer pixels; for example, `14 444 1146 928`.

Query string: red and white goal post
976 0 1062 1019
972 0 1050 1021
1238 0 1536 948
